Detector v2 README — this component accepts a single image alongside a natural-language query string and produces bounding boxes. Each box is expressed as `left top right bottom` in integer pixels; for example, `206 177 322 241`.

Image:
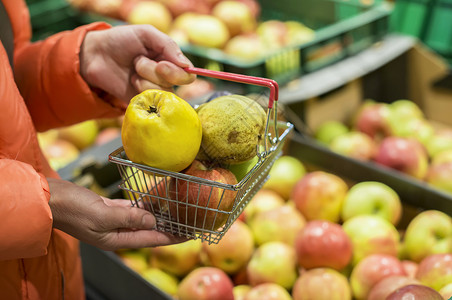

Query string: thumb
102 205 157 231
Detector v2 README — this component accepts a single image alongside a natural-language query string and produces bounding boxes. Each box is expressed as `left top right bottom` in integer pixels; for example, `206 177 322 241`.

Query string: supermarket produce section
24 0 452 299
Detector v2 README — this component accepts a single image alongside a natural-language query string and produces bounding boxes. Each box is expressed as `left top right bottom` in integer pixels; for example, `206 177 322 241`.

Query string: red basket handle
184 67 279 109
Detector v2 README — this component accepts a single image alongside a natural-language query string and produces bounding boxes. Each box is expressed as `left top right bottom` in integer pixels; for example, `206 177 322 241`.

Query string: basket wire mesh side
109 68 293 244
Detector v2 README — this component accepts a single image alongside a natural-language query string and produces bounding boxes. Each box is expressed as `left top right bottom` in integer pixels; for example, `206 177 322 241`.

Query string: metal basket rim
109 121 293 189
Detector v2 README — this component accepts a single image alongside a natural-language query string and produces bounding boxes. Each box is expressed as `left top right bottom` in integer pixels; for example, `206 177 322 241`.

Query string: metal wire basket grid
108 67 294 244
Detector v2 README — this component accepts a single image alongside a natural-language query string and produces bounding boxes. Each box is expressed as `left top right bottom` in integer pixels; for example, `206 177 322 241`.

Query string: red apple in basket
168 160 237 231
292 268 352 300
416 253 452 291
374 136 429 180
350 254 407 300
294 220 353 271
291 171 348 223
201 219 254 275
367 275 420 300
386 284 443 300
178 267 234 300
245 283 292 300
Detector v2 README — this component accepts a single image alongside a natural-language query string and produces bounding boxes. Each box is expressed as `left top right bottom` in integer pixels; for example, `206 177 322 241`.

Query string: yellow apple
185 14 230 48
141 267 179 297
127 1 172 33
121 89 202 173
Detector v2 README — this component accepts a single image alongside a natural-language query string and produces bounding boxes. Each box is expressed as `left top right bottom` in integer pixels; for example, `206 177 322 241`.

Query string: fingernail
141 214 155 229
178 53 193 67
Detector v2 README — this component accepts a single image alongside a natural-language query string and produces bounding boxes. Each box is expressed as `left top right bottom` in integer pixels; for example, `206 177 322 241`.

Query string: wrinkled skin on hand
48 178 186 250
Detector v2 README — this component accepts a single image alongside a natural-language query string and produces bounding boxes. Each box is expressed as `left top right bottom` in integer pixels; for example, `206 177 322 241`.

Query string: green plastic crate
391 0 452 65
182 0 392 89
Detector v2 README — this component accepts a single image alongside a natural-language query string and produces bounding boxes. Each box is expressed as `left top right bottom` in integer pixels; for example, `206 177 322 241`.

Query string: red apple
262 155 306 200
386 284 443 300
201 219 254 274
292 268 351 300
168 160 237 230
249 204 306 246
294 220 353 271
343 215 400 265
245 283 292 300
242 189 285 222
150 239 202 277
247 241 298 290
353 101 392 141
416 254 452 291
374 136 429 180
367 275 420 300
291 171 348 222
329 131 377 161
350 254 407 300
341 181 402 226
178 267 234 300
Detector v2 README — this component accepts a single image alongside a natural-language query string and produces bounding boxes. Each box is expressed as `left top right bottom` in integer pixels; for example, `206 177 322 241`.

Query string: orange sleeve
0 159 53 260
13 22 125 132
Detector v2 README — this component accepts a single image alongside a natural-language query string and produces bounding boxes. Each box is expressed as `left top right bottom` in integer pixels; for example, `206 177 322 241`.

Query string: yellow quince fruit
121 89 202 173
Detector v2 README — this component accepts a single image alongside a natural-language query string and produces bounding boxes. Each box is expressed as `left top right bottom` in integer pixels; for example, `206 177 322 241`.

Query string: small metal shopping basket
108 67 293 244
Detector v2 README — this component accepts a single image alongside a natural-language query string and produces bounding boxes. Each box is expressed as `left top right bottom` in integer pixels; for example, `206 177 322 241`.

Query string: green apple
228 155 259 182
315 120 349 146
242 189 285 222
150 239 202 277
402 210 452 262
233 285 251 300
263 155 306 200
249 204 306 246
141 268 179 296
390 117 434 147
427 131 452 158
200 220 254 274
389 99 424 121
341 181 402 225
343 215 400 265
247 241 298 290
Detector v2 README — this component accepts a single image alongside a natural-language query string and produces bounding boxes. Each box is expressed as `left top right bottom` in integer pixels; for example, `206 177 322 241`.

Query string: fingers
111 229 188 249
136 24 193 68
132 56 196 93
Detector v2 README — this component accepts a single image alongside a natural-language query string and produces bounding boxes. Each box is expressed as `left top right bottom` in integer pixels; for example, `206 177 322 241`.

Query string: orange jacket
1 1 123 299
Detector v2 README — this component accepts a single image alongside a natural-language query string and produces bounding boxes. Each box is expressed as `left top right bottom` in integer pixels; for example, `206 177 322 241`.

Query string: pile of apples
37 117 122 170
314 99 452 195
115 154 452 300
68 0 315 62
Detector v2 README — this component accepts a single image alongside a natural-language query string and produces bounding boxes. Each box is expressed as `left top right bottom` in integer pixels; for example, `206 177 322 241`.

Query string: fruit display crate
390 0 452 66
182 0 392 89
78 132 451 300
